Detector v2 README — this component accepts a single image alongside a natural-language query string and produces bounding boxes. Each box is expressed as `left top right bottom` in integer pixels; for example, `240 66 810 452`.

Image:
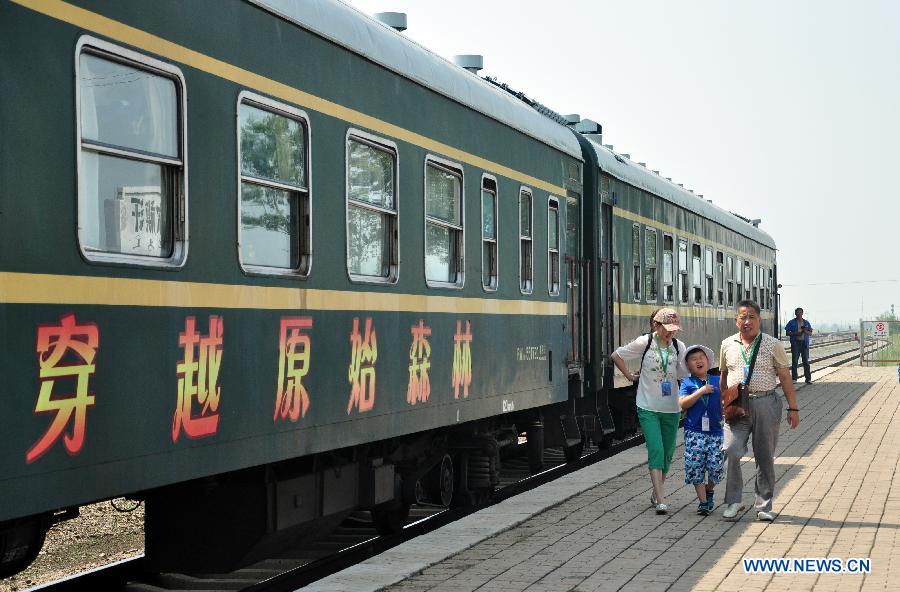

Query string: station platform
307 366 899 592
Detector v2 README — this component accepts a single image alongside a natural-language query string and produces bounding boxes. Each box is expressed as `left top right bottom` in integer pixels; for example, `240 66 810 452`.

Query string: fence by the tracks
859 319 900 366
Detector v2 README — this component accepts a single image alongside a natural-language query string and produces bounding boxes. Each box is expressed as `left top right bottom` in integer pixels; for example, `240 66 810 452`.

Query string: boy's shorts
683 430 724 485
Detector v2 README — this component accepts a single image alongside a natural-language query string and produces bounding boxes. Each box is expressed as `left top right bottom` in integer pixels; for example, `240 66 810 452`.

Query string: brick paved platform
307 366 898 592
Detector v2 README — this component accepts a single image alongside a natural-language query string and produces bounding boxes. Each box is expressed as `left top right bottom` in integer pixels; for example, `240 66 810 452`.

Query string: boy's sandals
655 503 669 515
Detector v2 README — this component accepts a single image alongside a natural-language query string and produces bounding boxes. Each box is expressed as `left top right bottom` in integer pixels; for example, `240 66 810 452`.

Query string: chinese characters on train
172 316 223 441
347 317 377 414
407 320 432 404
452 320 473 399
26 314 99 463
274 317 313 422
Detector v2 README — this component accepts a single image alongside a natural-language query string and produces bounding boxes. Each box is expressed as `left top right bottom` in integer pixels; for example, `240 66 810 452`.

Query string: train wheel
425 454 455 507
0 514 50 578
371 501 410 535
564 440 584 463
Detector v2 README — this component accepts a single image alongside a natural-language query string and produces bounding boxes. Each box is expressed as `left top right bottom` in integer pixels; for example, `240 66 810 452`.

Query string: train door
565 190 582 371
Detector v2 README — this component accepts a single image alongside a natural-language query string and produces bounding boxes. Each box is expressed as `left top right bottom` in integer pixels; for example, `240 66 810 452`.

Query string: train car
570 126 779 436
0 0 588 575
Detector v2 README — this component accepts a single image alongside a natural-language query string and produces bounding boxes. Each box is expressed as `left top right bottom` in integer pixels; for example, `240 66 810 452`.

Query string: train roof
584 137 777 249
248 0 583 161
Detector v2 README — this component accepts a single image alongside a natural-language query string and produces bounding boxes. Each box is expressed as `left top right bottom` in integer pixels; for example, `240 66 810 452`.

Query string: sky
348 0 899 329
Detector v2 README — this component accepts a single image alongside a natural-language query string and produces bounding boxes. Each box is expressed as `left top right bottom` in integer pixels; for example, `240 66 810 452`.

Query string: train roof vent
678 183 684 187
638 162 647 167
453 55 484 74
603 144 614 151
373 12 407 32
621 153 631 159
652 170 660 175
698 194 704 199
574 118 601 134
564 114 581 126
665 177 673 181
688 189 694 193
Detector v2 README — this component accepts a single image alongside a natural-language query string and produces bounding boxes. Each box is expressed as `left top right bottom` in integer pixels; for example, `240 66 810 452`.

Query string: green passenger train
0 0 778 575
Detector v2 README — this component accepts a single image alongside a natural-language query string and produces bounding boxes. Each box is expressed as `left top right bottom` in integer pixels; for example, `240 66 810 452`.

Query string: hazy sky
349 0 899 328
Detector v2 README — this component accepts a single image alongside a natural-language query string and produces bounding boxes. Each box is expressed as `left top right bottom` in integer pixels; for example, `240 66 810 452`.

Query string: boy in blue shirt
679 345 724 516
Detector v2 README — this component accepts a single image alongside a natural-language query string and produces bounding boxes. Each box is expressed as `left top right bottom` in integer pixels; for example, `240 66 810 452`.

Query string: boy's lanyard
654 334 670 378
693 377 710 412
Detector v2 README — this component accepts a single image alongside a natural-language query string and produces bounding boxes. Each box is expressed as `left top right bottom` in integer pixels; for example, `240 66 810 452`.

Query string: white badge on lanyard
701 414 710 432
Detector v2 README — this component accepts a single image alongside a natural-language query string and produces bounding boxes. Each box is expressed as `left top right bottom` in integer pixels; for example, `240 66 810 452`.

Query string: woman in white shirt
610 308 688 514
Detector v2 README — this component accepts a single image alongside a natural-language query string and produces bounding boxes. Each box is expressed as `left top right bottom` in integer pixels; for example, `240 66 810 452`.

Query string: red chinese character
274 317 312 422
347 317 377 414
452 320 472 399
26 314 99 463
172 316 223 442
407 320 432 405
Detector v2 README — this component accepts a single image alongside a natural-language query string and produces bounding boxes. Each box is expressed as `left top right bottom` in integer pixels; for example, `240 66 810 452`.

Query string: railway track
33 338 880 592
35 436 645 592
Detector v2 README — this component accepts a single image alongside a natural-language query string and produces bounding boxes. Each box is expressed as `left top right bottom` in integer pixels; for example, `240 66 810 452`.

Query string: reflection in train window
481 176 498 291
519 188 533 294
239 94 311 276
662 234 674 303
77 40 186 266
346 131 398 282
425 157 464 288
632 224 641 302
678 238 689 304
644 228 658 302
691 243 702 305
548 198 560 296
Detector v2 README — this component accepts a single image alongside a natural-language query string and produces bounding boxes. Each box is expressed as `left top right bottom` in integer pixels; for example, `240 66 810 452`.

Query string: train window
644 228 658 302
678 238 689 304
519 188 533 294
726 255 735 307
691 243 702 305
769 268 775 309
662 234 674 303
716 251 725 307
346 131 398 282
481 176 498 291
238 95 311 276
631 224 641 302
548 198 560 296
705 247 714 306
752 264 759 304
77 39 186 267
743 261 751 300
735 258 743 302
425 157 464 288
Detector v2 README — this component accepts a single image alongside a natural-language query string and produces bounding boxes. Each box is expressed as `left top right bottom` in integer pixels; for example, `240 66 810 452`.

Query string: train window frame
345 129 400 284
716 251 725 307
237 92 312 278
705 246 714 306
691 242 702 305
519 187 534 295
662 233 675 304
481 174 499 292
644 227 658 303
548 197 561 296
726 255 735 308
768 268 774 310
424 155 465 289
743 260 751 300
631 223 642 302
75 36 188 268
677 237 689 304
750 263 761 304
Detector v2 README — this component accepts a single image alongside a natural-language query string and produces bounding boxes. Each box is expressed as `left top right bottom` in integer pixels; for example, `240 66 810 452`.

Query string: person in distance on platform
785 307 813 384
611 308 688 515
720 300 800 522
679 345 724 516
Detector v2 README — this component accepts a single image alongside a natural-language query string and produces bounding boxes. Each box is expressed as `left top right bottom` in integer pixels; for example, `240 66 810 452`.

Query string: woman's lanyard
655 335 674 396
654 334 670 378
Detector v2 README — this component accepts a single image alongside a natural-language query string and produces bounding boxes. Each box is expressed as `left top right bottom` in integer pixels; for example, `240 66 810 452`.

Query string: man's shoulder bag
722 338 759 423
